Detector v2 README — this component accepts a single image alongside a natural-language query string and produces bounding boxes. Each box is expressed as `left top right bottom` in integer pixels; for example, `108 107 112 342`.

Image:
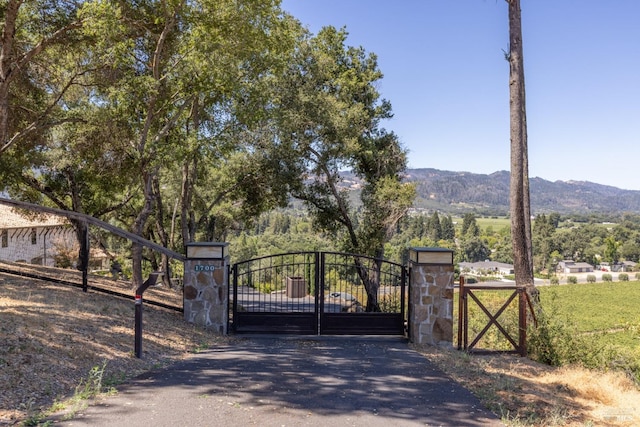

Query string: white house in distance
597 261 637 272
459 260 515 276
556 260 594 274
0 204 75 267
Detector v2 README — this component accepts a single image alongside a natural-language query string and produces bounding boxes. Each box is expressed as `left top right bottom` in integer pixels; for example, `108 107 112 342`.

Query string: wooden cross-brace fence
457 276 537 357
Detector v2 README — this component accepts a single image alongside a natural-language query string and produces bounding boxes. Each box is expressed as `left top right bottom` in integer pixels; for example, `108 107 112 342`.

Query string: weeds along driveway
52 336 503 427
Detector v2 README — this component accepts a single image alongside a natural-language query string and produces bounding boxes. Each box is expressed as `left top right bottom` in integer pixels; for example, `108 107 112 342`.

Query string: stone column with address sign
408 247 455 346
183 242 229 334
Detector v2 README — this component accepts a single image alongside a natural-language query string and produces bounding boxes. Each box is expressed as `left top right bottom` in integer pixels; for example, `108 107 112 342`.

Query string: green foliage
602 273 613 282
547 282 640 333
618 273 629 281
603 235 621 263
323 269 353 292
527 284 640 383
262 26 416 311
74 361 109 400
549 276 559 285
266 25 415 262
567 276 578 284
427 212 442 241
528 300 584 367
6 0 640 295
21 413 52 427
1 0 303 288
228 212 335 262
441 215 456 241
532 213 561 273
0 0 84 157
620 240 640 262
254 281 279 294
586 274 596 283
474 216 511 230
458 236 490 263
636 273 640 280
378 289 402 313
461 213 480 237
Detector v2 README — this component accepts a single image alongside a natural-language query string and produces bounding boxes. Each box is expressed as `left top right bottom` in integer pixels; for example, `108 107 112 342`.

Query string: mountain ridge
342 168 640 215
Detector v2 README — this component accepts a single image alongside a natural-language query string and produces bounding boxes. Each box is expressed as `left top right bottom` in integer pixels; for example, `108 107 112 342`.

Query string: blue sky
281 0 640 190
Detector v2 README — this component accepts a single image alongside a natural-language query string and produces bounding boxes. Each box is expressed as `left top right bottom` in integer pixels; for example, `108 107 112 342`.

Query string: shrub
550 276 559 285
52 238 79 268
567 276 578 284
379 290 401 313
527 292 640 385
636 272 640 280
586 274 596 283
618 273 629 281
528 294 585 366
255 281 278 294
602 273 613 282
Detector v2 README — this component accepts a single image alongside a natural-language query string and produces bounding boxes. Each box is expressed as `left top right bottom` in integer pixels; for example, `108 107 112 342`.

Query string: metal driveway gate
231 252 406 335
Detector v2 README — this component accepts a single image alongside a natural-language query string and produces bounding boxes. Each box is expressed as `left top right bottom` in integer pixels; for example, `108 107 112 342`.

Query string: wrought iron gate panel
232 252 319 334
231 251 406 335
319 252 406 335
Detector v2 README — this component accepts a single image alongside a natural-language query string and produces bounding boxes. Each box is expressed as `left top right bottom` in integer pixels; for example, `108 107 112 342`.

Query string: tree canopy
0 2 415 288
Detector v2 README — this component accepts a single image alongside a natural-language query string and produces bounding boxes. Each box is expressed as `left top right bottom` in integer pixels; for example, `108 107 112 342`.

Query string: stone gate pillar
408 247 454 346
183 242 229 334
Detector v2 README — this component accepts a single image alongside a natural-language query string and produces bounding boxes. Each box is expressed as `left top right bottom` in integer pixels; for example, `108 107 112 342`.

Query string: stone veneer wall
408 263 454 346
183 257 228 333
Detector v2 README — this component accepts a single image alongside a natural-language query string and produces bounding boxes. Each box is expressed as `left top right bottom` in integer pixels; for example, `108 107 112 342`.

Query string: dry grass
414 344 640 426
2 271 640 426
0 272 229 426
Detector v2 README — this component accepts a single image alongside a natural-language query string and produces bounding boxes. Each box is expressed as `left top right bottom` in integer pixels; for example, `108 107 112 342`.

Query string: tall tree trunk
132 169 156 288
0 0 22 150
180 159 197 245
152 174 172 287
362 255 383 313
507 0 536 296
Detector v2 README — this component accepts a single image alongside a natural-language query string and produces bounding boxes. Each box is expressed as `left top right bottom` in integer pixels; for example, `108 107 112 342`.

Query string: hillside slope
342 169 640 215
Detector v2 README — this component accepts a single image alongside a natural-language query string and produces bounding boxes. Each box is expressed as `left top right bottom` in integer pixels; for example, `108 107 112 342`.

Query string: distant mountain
341 168 640 215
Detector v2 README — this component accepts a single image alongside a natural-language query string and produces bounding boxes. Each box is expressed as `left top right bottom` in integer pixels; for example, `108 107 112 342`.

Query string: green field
457 281 640 350
452 216 510 231
455 281 640 380
543 282 640 333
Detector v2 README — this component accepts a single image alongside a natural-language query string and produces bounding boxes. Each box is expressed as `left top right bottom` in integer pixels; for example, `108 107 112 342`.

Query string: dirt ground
1 272 639 426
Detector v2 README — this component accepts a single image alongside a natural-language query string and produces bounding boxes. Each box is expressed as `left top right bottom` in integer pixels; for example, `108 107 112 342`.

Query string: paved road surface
51 336 503 427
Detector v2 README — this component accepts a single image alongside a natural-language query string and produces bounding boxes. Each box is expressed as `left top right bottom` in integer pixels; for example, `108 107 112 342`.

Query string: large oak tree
269 27 415 311
0 0 83 156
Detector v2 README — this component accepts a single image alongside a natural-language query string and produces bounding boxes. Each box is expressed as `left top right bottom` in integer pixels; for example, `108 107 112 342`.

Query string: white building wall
0 226 75 267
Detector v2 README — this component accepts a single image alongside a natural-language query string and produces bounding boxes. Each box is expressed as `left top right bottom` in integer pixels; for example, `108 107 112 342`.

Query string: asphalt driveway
52 336 503 427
